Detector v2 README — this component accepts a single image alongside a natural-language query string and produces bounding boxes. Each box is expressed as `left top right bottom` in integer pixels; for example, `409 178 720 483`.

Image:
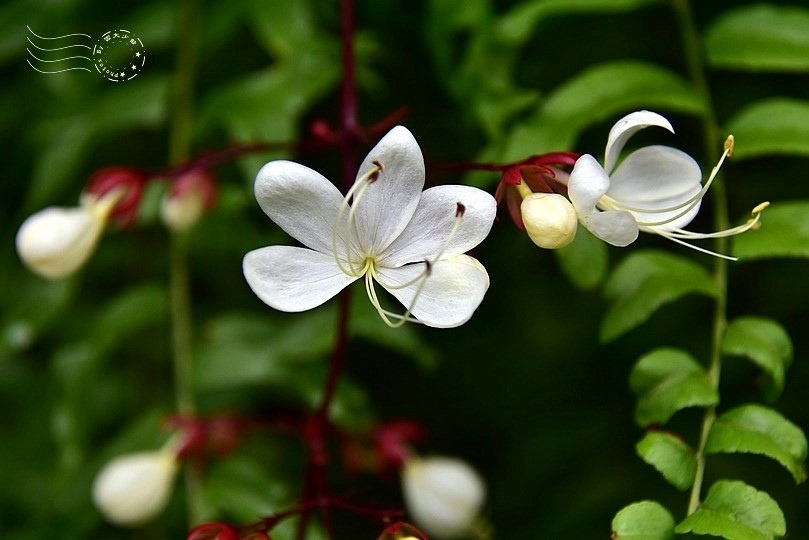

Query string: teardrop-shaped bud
92 450 178 526
402 455 485 539
16 191 120 279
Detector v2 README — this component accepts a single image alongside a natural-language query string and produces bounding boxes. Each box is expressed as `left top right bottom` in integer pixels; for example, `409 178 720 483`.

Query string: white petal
92 451 177 526
604 110 674 174
254 160 350 255
609 145 703 229
582 210 639 247
352 126 425 254
375 254 489 328
380 185 496 266
402 456 485 539
568 154 611 216
243 246 360 312
16 205 104 279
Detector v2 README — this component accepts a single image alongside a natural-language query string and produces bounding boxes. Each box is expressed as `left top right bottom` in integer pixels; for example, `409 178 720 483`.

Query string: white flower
520 192 578 249
16 191 121 279
92 450 178 526
402 455 485 539
243 126 496 328
568 110 765 259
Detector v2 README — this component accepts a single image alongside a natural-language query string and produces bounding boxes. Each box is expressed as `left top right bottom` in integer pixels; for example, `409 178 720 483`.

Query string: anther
368 160 384 183
456 202 466 218
752 201 770 214
724 135 735 157
423 259 432 276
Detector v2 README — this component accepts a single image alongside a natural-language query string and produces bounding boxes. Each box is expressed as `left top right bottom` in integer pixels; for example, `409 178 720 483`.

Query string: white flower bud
92 450 178 526
520 192 577 249
16 193 119 279
161 170 216 232
402 456 485 539
161 189 205 232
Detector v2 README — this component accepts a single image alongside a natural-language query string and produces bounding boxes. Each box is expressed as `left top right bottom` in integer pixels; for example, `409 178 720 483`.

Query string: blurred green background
2 0 808 538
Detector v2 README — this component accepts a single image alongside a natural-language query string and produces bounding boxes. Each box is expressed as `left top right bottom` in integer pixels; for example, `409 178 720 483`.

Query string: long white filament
597 135 768 259
331 162 467 327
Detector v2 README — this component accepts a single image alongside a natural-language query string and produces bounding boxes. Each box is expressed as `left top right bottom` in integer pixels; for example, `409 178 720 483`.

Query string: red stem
296 1 358 538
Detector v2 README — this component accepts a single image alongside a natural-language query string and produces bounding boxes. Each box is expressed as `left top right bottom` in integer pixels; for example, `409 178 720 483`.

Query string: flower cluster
498 110 766 259
16 167 217 279
15 168 143 279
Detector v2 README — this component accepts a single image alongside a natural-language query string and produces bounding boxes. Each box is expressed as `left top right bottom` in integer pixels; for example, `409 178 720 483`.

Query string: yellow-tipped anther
753 201 770 214
724 135 735 157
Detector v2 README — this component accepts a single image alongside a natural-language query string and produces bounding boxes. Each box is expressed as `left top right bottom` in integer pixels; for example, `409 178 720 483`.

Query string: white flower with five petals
568 110 765 259
243 126 496 328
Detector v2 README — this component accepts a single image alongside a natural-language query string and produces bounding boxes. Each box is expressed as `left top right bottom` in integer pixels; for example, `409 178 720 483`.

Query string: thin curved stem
671 0 729 515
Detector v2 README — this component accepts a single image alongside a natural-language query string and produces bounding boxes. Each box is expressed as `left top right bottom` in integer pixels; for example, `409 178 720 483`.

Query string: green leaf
636 431 697 491
204 456 292 522
629 348 704 396
706 404 807 484
194 310 334 392
721 317 793 399
732 201 809 259
675 480 786 539
27 76 169 210
629 348 718 427
350 297 438 369
247 0 323 57
601 251 719 342
612 500 675 540
724 99 809 159
706 5 809 72
555 226 608 290
93 284 169 354
503 60 704 158
635 373 718 427
499 0 661 46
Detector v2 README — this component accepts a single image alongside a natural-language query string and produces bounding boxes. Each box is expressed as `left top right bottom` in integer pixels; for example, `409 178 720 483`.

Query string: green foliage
705 5 809 72
636 431 696 491
28 77 170 210
194 310 334 394
721 317 793 399
675 480 786 540
724 99 809 159
732 202 809 259
204 455 293 523
601 251 719 342
503 61 704 159
555 226 608 290
612 500 675 540
629 348 718 427
706 404 807 484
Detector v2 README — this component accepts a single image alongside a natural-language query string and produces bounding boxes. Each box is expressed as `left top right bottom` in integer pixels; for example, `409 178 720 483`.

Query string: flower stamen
601 136 736 229
653 202 768 261
369 202 467 328
332 162 384 276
